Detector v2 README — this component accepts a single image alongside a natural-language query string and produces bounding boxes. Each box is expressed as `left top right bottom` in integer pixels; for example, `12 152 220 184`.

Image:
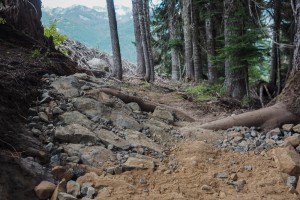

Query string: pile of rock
215 125 300 153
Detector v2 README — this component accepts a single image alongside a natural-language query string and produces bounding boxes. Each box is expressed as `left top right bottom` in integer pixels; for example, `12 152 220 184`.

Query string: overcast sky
42 0 159 8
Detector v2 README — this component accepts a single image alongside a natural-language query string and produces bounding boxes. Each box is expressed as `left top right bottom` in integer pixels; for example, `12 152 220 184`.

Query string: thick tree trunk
182 0 194 82
224 0 247 98
144 0 155 82
270 0 281 87
205 3 219 84
106 0 122 80
192 1 203 82
132 0 145 76
199 0 300 131
168 0 180 80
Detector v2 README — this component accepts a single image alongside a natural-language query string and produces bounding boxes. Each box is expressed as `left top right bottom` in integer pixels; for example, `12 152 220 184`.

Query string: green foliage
185 81 224 101
44 19 67 47
0 17 6 25
31 47 51 63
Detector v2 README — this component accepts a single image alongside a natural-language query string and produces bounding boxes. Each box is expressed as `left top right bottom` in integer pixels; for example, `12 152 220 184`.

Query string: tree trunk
132 0 145 76
199 0 300 131
205 2 219 84
168 0 180 80
182 0 194 82
192 1 202 82
106 0 122 80
270 0 281 87
144 0 155 82
224 0 247 98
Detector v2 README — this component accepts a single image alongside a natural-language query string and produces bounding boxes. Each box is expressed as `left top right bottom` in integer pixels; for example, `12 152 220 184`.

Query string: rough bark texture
200 0 300 131
168 0 180 80
106 0 123 80
270 0 281 87
132 0 146 76
182 0 194 82
224 0 247 98
205 3 219 84
192 1 202 82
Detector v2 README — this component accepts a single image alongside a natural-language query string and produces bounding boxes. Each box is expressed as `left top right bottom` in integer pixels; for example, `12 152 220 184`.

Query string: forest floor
0 26 299 200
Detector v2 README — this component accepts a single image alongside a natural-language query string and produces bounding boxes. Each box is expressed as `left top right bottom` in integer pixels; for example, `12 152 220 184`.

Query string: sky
42 0 159 8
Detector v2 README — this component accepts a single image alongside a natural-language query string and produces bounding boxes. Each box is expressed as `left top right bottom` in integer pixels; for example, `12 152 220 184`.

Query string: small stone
230 173 238 181
34 181 56 200
250 131 257 137
114 166 123 175
50 155 60 166
266 128 281 138
215 172 228 179
67 180 80 197
292 124 300 133
86 187 95 198
283 124 294 132
81 85 91 90
53 107 64 115
282 136 300 148
45 143 54 152
106 167 115 175
81 182 93 195
287 176 297 187
296 145 300 153
32 128 42 136
201 185 212 191
57 192 77 200
107 144 114 150
244 165 253 171
234 180 246 191
66 156 80 163
38 112 49 122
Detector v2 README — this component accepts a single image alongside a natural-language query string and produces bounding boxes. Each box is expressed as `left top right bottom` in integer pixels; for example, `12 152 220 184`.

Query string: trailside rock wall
0 0 45 42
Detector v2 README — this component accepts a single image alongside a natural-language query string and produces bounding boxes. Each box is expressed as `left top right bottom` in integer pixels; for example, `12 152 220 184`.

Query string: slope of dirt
0 24 82 200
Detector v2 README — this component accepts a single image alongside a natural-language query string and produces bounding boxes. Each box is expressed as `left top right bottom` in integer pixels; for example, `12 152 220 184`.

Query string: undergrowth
185 81 224 101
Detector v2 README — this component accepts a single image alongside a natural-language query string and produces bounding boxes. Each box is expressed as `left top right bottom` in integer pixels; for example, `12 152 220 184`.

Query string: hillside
42 5 136 63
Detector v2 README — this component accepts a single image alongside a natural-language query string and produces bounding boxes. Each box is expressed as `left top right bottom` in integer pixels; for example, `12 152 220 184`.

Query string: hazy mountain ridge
42 5 136 62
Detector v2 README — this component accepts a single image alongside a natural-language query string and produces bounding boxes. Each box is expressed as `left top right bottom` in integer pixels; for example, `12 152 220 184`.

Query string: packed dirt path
60 78 297 200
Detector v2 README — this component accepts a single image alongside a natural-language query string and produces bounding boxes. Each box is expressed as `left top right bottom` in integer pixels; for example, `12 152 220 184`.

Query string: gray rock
53 107 64 115
45 143 54 152
251 131 257 137
125 130 163 153
59 111 93 128
127 102 141 112
66 156 80 163
58 192 77 200
115 114 142 131
152 106 174 123
266 128 281 138
32 128 42 136
50 155 60 166
106 167 115 174
38 112 49 122
296 145 300 153
55 124 97 144
51 76 81 98
233 180 246 191
72 97 109 119
244 165 252 171
63 144 115 167
67 180 80 197
81 182 93 195
94 129 130 150
215 172 228 179
86 187 95 198
287 176 297 187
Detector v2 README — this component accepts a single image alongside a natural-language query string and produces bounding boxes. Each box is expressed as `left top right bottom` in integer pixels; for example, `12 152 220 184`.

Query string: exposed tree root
200 103 299 130
88 88 196 122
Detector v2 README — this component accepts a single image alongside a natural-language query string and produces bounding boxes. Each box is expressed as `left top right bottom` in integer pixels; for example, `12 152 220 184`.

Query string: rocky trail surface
28 71 300 200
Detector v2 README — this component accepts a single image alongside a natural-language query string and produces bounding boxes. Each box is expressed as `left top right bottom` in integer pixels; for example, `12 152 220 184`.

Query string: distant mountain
42 5 136 63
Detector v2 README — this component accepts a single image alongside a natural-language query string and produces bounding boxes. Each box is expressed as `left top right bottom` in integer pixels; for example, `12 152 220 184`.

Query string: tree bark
270 0 281 87
192 1 202 82
205 2 219 84
168 0 180 80
182 0 194 82
224 0 247 98
132 0 145 76
106 0 122 80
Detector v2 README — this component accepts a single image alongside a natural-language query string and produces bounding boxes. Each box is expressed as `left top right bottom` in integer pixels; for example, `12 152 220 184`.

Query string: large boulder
94 129 130 150
272 146 300 175
51 76 81 98
34 181 56 200
59 111 93 128
62 144 115 167
55 124 98 144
